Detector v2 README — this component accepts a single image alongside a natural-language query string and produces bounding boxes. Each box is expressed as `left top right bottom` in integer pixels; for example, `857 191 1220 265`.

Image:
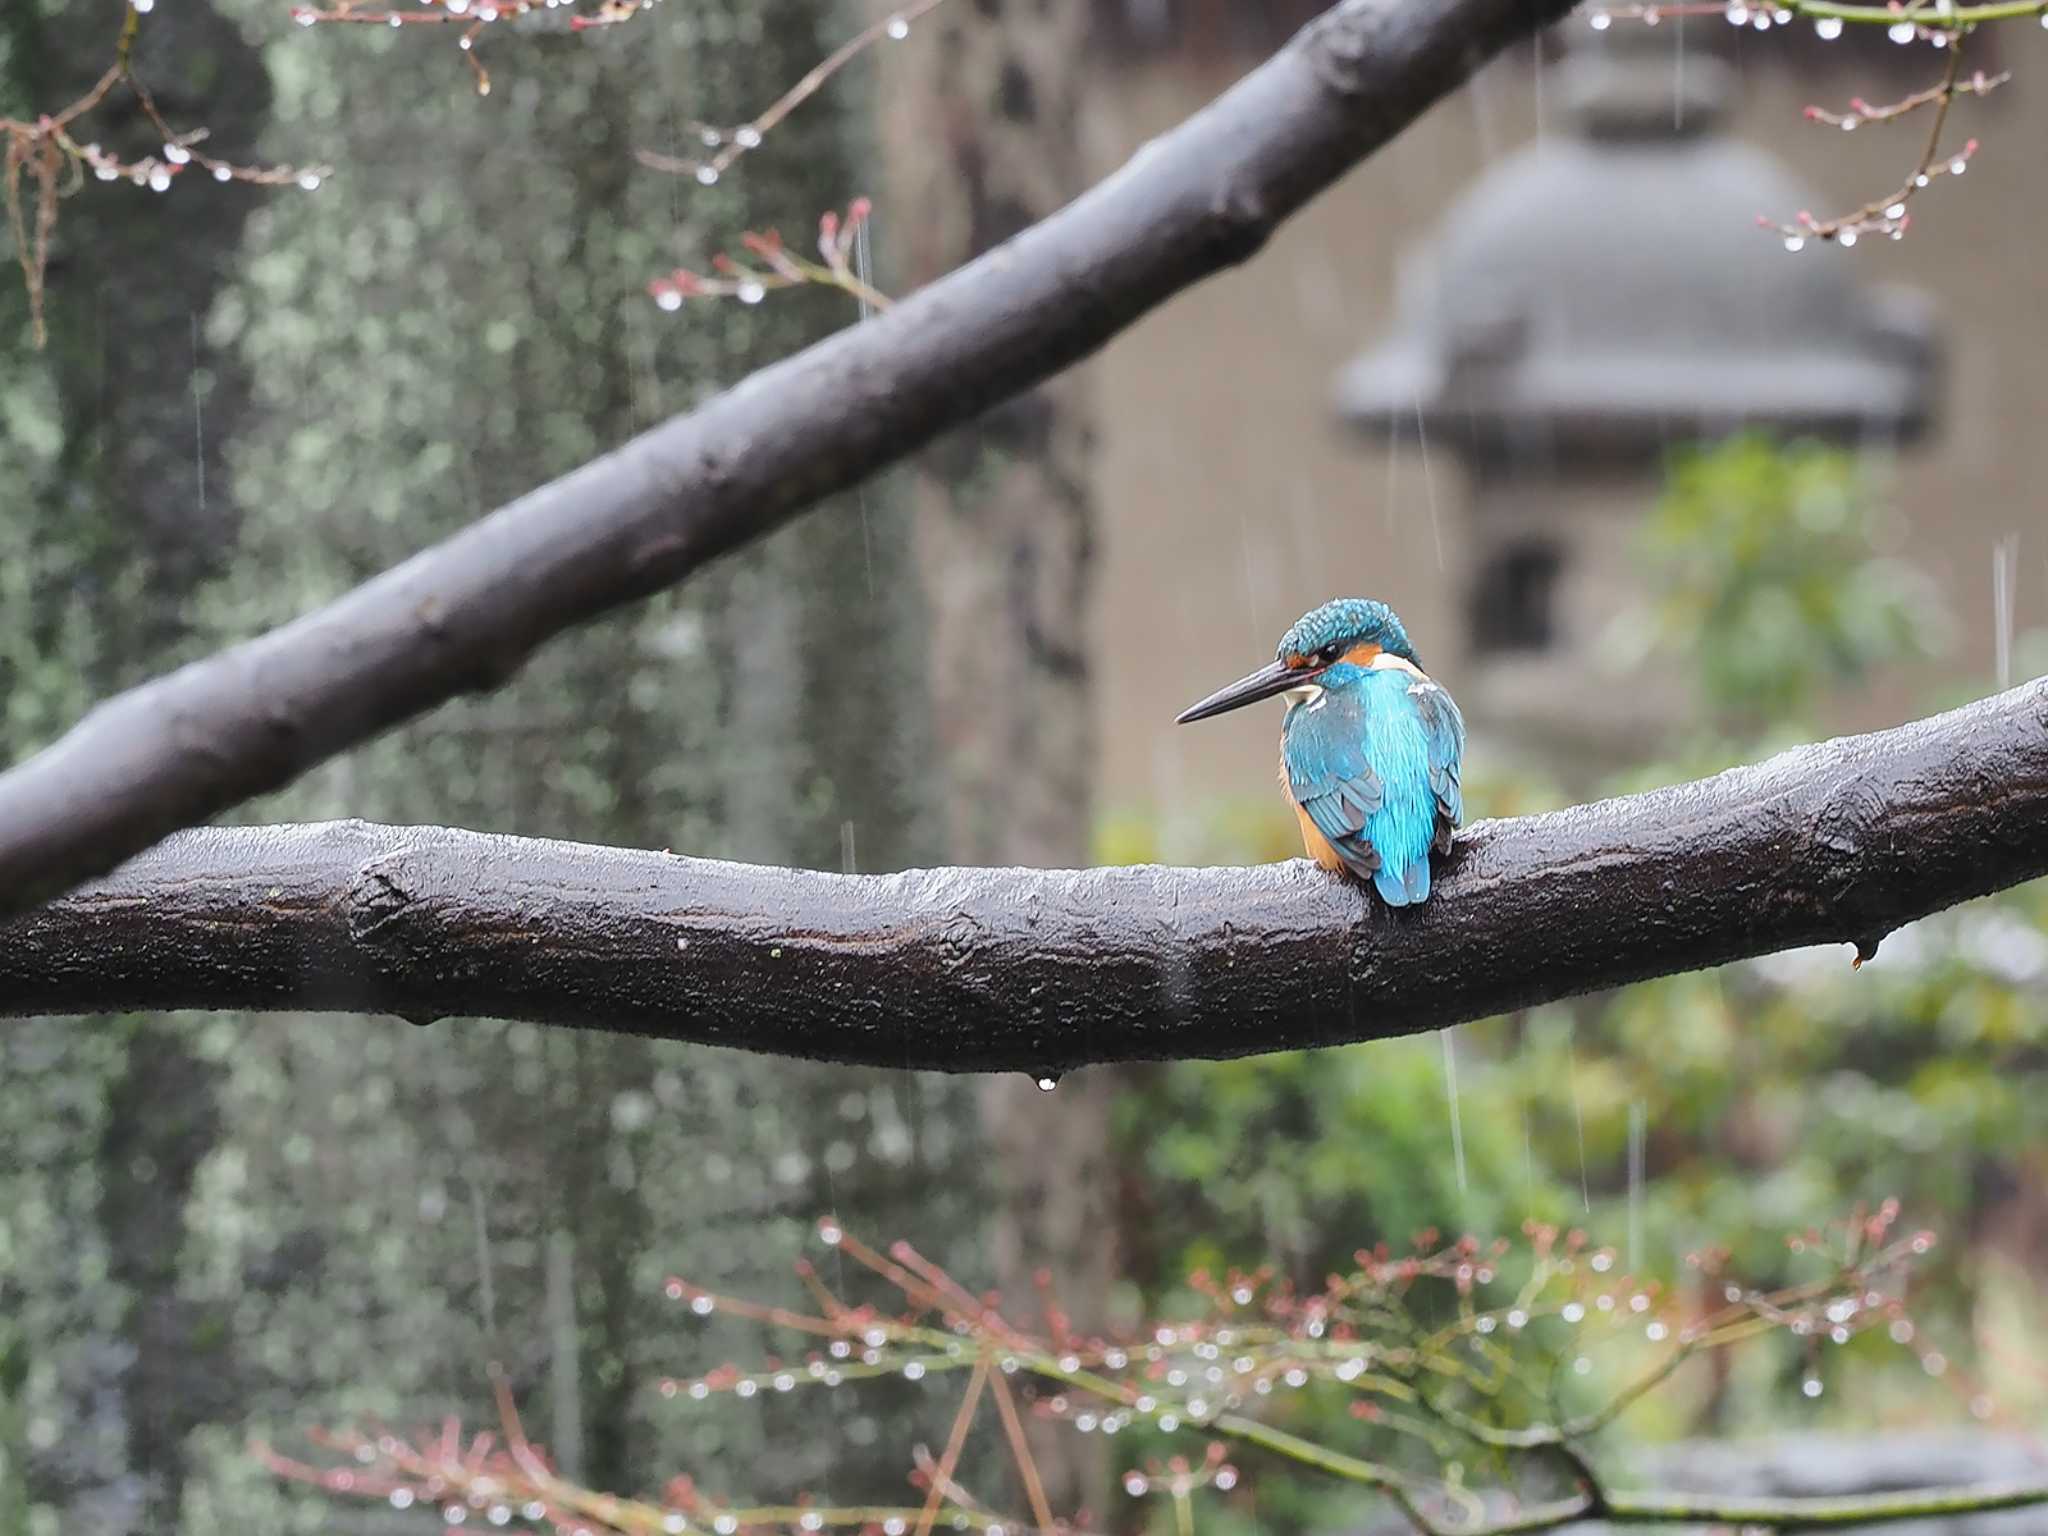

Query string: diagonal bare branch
0 0 1575 922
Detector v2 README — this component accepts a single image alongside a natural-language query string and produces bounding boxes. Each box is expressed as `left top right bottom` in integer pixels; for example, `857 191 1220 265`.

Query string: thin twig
915 1356 988 1536
988 1365 1058 1535
635 0 952 182
1774 28 1978 244
1588 0 2047 23
0 3 323 344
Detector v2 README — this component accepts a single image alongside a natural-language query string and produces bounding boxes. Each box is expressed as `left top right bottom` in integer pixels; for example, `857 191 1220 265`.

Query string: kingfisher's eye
1315 643 1342 665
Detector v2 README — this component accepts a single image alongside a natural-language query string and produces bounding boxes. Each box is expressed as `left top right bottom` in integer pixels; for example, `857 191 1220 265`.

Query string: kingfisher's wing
1410 676 1466 854
1282 691 1385 879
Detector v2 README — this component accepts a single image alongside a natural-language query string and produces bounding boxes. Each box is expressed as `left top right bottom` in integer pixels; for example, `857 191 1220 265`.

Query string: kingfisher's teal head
1174 598 1421 723
1175 597 1465 908
1276 598 1419 673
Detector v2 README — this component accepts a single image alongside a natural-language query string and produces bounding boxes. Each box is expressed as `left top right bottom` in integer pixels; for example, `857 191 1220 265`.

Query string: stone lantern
1335 21 1939 775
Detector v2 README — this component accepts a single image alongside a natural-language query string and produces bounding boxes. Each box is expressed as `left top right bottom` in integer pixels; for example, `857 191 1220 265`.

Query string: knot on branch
1303 0 1405 97
346 859 418 944
1810 772 1894 947
1812 772 1886 865
934 909 994 972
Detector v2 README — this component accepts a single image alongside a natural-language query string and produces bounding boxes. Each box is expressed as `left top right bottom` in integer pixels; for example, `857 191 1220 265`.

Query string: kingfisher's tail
1374 858 1431 907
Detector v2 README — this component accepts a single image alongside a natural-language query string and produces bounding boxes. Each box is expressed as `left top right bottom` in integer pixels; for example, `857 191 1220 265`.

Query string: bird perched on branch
1176 598 1465 907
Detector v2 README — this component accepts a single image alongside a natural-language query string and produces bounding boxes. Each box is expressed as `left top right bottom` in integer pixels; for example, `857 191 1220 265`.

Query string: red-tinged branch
1 4 324 345
4 680 2046 1058
1582 1 2003 246
648 199 890 315
0 0 1585 917
1767 27 1985 245
263 1211 2048 1536
633 0 952 184
1585 0 2048 26
1803 68 2009 130
289 0 575 96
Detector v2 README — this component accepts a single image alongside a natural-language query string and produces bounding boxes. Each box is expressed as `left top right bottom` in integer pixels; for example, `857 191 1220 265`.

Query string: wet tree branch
0 0 1576 921
6 680 2044 1063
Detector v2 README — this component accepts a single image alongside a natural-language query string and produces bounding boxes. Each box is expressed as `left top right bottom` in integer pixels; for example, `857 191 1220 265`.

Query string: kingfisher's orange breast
1293 802 1347 871
1279 750 1347 871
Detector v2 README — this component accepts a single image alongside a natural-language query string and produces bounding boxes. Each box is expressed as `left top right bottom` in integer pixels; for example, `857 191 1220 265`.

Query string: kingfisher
1176 598 1465 907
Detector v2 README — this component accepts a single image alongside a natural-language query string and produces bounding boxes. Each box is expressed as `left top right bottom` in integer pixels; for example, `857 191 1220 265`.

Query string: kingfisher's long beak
1175 659 1308 724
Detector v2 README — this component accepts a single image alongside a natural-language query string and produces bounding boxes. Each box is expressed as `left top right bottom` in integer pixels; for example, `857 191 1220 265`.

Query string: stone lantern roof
1336 23 1940 466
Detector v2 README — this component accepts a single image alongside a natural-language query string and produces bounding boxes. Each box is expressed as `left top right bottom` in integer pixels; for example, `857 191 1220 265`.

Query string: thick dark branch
0 0 1574 919
7 682 2044 1066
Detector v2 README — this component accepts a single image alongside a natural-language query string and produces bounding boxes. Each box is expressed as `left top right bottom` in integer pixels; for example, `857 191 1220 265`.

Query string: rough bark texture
7 679 2045 1056
0 0 1581 921
889 0 1111 1511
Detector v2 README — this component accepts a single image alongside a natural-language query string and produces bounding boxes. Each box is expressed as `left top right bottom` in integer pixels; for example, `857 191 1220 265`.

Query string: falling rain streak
1627 1100 1646 1271
1414 398 1445 571
1442 1028 1468 1195
854 212 878 598
1522 1101 1535 1203
1567 1018 1590 1211
190 313 206 520
1993 535 2017 690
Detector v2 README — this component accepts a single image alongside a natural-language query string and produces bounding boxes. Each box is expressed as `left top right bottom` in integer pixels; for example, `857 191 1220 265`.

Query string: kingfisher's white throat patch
1284 684 1326 710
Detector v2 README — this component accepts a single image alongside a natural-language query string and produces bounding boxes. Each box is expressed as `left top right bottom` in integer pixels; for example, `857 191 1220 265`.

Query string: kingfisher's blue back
1174 598 1465 906
1282 661 1464 906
